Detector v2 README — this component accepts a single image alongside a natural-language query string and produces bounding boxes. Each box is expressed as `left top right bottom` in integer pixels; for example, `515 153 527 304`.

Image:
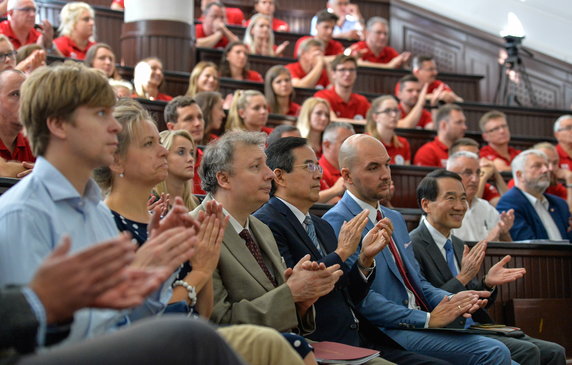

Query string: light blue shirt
0 157 172 345
310 13 361 37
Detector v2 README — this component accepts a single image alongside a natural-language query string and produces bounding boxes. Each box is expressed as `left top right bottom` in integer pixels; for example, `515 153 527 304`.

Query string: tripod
493 36 538 107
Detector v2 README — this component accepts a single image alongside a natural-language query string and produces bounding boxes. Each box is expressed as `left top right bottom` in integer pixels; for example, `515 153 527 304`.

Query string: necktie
377 210 429 311
239 229 277 287
304 216 325 257
444 239 458 276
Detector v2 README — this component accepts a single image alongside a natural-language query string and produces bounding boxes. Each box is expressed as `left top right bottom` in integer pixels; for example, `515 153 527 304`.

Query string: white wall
401 0 572 64
124 0 194 24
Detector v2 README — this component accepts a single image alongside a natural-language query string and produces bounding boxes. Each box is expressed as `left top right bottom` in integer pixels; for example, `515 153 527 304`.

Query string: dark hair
416 169 462 215
435 104 463 125
194 91 224 144
397 74 419 92
315 9 338 24
449 137 479 155
265 136 308 195
220 41 251 80
164 95 197 124
264 65 295 114
203 1 224 16
412 55 434 70
331 54 357 71
267 125 299 146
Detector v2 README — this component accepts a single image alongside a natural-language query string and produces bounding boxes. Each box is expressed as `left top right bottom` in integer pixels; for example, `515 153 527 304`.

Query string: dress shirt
451 197 499 242
521 190 563 240
0 157 172 344
424 220 460 273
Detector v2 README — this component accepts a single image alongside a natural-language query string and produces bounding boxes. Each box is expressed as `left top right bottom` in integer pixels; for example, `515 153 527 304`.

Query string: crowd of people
0 0 570 364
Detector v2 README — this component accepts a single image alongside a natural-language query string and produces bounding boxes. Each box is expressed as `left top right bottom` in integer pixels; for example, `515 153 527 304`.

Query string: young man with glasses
314 55 370 124
479 110 521 172
0 0 57 51
553 114 572 171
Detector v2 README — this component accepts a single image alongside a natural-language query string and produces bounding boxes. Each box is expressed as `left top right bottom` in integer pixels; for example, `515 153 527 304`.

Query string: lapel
313 215 337 254
418 223 455 283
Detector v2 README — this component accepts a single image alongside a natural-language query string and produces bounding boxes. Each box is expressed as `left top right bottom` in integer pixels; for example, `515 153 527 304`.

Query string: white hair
553 114 572 133
58 2 95 39
446 151 478 170
511 149 547 186
7 0 25 12
366 16 388 31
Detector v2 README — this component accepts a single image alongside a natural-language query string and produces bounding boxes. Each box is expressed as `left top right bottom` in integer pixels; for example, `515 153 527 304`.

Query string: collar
208 193 250 233
423 219 451 252
521 189 549 210
347 190 378 223
276 197 307 225
434 136 448 152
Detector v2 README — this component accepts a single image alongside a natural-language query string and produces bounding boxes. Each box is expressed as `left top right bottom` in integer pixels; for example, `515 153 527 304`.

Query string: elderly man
195 2 239 49
412 169 565 365
533 142 572 211
310 0 363 40
0 0 56 51
323 134 514 365
446 151 514 242
318 122 354 203
479 111 521 172
414 104 467 167
350 17 410 69
286 38 330 89
497 150 572 242
553 114 572 171
396 75 434 129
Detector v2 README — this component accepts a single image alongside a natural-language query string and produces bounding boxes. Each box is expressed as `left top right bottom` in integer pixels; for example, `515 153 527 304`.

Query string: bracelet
357 258 375 272
173 280 197 306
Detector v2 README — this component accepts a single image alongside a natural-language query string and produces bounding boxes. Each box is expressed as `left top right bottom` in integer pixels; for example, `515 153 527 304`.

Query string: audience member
497 150 572 242
109 78 133 98
226 89 272 134
318 122 354 203
196 2 239 49
446 151 514 242
349 17 410 69
322 134 513 365
294 10 343 58
286 38 330 89
265 65 300 116
366 95 410 165
84 42 121 79
195 91 225 143
0 32 44 74
532 142 572 211
479 110 521 172
0 62 194 342
15 43 45 73
133 57 172 101
267 125 301 146
220 41 263 82
201 0 245 26
247 0 289 31
244 14 288 57
0 34 17 72
314 55 370 124
414 104 467 167
110 0 123 11
296 97 331 157
412 169 564 365
395 75 433 129
449 137 507 206
311 0 364 40
553 114 572 170
186 61 219 98
0 0 57 51
54 2 95 60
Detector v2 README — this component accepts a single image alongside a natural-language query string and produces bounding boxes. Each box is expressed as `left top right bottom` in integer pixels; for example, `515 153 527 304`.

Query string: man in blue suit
255 137 450 364
497 149 572 242
323 134 514 365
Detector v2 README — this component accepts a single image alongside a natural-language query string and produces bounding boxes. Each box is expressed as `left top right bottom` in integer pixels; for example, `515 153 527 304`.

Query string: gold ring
457 305 462 310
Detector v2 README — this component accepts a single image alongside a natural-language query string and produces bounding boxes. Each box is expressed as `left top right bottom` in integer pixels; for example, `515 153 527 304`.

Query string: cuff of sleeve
22 287 47 347
358 259 376 281
424 312 430 328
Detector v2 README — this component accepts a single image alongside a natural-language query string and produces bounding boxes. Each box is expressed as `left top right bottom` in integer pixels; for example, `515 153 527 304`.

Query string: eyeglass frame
484 124 509 134
0 50 17 63
293 162 323 174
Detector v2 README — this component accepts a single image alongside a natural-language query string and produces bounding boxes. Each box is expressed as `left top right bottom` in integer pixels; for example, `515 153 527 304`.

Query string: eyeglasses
335 67 356 73
376 108 400 115
557 125 572 132
294 162 323 174
13 6 36 13
0 51 17 63
458 169 481 177
485 124 509 134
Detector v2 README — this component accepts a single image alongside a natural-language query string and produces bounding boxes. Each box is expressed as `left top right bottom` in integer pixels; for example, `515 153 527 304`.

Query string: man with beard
532 142 572 212
497 150 572 242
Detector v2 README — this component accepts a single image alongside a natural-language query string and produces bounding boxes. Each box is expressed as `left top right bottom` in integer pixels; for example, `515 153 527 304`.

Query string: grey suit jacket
192 198 315 334
410 222 496 325
1 286 38 364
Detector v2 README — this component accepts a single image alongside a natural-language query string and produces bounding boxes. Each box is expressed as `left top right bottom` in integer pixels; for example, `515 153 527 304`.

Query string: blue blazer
323 192 450 332
254 197 372 345
496 187 572 242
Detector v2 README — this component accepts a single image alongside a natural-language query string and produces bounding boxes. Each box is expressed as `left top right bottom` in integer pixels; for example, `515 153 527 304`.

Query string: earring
119 172 124 178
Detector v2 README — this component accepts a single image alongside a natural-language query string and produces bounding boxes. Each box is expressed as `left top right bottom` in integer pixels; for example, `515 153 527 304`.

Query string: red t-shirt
0 133 36 163
314 88 370 120
293 36 343 57
482 183 500 202
319 154 341 191
195 23 228 49
225 8 245 25
54 36 94 60
261 126 274 135
557 144 572 171
193 148 205 195
245 17 289 32
382 136 410 165
287 102 301 116
132 93 173 102
352 41 399 64
0 20 41 49
413 136 448 167
398 103 432 129
480 145 521 166
245 70 263 82
111 0 124 8
394 79 453 97
285 62 330 89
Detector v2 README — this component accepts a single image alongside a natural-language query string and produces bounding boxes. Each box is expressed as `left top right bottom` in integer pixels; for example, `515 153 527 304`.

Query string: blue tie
445 239 475 328
304 216 325 257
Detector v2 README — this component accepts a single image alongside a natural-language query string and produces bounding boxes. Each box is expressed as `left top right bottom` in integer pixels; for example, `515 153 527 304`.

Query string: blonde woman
133 57 172 101
366 95 410 165
243 13 288 57
225 89 273 134
296 97 331 158
54 2 95 59
186 61 219 98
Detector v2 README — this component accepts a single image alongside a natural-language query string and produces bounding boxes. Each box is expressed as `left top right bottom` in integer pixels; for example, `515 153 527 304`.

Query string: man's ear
166 122 176 131
46 116 68 140
420 197 431 216
273 168 286 187
340 167 351 184
216 170 231 190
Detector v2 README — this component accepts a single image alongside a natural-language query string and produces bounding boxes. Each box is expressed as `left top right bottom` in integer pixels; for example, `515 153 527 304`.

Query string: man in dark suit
323 134 515 365
497 149 572 242
411 169 566 365
256 137 454 364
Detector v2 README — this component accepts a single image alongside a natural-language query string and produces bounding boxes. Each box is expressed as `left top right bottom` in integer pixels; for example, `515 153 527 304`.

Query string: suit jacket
1 286 38 362
191 197 314 334
254 197 372 345
410 222 496 326
496 187 572 242
323 192 450 333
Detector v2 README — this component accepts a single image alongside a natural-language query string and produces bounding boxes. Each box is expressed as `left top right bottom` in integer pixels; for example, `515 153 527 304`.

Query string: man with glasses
553 115 572 171
0 0 56 51
314 54 370 124
479 110 521 173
